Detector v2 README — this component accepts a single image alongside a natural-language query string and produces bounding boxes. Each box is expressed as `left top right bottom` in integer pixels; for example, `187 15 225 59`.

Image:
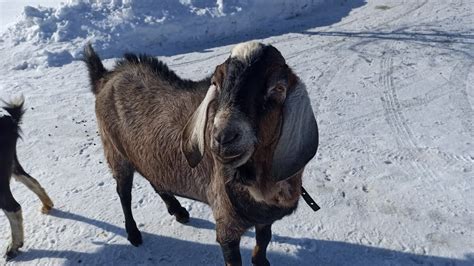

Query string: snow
1 0 474 265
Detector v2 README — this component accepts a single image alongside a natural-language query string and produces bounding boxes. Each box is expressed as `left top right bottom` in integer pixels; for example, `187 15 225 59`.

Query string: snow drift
0 0 326 68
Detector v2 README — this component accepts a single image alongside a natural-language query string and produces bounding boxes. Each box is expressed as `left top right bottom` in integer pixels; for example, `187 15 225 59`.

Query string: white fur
192 85 217 154
0 94 24 118
10 94 25 106
4 209 24 250
247 186 265 202
0 107 10 117
230 41 264 63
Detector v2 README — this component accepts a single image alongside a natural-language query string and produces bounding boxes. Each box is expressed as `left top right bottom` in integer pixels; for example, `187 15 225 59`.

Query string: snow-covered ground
1 0 473 265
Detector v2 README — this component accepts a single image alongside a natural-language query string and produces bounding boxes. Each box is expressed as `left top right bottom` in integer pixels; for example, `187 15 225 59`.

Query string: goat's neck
217 163 301 225
220 157 302 209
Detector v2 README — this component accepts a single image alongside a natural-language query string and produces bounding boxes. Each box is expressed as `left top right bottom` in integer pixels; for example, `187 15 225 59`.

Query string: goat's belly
121 134 212 204
134 164 210 204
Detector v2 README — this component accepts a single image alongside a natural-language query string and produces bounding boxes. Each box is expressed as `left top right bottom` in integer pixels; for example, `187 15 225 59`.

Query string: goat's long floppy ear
271 82 318 181
181 85 217 168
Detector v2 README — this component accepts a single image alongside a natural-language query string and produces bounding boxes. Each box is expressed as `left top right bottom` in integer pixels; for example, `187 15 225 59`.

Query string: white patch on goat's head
230 41 264 64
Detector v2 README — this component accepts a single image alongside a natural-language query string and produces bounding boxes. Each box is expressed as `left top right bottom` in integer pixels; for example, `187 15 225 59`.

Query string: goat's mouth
217 152 245 163
215 148 254 167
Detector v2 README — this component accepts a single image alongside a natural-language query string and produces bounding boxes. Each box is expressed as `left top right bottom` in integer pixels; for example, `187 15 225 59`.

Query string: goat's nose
213 128 241 145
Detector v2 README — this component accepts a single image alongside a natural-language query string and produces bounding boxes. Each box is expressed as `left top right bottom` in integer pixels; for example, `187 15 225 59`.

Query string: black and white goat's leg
13 155 53 214
252 224 272 266
157 192 189 224
0 185 24 261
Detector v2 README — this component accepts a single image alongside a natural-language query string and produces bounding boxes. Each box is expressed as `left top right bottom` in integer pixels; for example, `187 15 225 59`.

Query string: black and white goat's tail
1 95 25 124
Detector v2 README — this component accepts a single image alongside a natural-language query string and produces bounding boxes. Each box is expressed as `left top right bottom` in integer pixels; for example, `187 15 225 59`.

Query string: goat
84 41 318 266
0 96 54 261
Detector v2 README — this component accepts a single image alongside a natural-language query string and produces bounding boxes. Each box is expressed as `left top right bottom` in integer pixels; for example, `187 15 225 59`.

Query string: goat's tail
83 43 107 95
2 95 25 124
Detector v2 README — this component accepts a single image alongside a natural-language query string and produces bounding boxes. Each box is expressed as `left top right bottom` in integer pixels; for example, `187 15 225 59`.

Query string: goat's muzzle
211 121 255 167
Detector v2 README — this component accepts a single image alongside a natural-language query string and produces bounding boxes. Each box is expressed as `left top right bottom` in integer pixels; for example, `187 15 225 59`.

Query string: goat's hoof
174 207 190 224
252 258 270 266
127 231 143 247
5 245 22 261
41 203 54 214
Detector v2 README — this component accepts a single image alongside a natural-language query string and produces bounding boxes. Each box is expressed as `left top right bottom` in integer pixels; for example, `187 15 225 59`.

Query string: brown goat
0 97 54 261
84 41 318 266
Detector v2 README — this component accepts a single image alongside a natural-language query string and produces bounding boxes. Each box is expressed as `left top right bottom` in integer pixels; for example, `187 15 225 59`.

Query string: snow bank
1 0 325 68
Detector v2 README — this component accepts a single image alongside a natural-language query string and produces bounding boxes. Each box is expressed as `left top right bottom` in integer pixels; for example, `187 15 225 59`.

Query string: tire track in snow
380 56 416 149
374 0 464 181
448 61 474 138
379 49 439 181
378 53 473 179
376 36 441 247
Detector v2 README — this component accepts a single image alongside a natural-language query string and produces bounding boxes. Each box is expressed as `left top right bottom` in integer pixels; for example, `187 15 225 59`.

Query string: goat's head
181 42 318 182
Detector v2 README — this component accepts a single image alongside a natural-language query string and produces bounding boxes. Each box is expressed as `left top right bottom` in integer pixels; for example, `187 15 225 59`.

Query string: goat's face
182 42 319 181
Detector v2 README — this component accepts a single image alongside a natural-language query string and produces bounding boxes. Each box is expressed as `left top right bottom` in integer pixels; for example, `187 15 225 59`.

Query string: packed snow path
1 1 473 265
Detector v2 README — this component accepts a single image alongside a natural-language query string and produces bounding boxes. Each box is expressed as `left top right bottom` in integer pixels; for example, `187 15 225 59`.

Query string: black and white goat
0 97 54 260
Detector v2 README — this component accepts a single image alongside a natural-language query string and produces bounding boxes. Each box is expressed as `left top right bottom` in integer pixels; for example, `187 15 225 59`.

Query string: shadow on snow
10 209 474 266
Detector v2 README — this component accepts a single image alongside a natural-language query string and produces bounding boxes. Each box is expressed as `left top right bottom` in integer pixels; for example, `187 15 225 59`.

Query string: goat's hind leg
157 192 189 224
110 159 142 246
13 156 54 214
0 189 24 261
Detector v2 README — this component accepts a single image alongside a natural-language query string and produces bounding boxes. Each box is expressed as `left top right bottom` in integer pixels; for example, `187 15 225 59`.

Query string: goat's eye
211 80 220 91
273 85 285 94
265 84 287 105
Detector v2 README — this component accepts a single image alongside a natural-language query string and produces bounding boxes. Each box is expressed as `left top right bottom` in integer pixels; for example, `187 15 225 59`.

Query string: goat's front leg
216 221 245 266
252 224 272 266
0 188 24 261
3 209 24 261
